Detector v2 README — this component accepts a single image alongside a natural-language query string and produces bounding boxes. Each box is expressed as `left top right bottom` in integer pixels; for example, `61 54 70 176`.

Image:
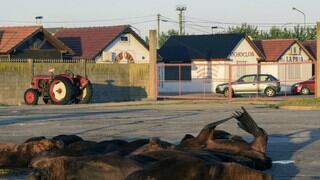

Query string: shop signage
231 51 255 57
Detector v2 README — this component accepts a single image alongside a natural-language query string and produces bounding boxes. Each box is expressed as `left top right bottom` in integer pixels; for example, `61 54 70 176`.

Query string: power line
185 26 211 34
186 16 316 26
0 15 156 24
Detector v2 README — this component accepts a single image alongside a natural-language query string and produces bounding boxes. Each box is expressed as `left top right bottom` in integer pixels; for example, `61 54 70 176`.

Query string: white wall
95 33 149 64
260 43 313 93
158 38 261 93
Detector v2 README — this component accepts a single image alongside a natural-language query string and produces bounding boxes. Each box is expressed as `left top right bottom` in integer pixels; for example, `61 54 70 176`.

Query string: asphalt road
0 102 319 180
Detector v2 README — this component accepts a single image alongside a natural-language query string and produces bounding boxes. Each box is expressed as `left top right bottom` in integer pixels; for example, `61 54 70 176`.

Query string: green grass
280 98 320 107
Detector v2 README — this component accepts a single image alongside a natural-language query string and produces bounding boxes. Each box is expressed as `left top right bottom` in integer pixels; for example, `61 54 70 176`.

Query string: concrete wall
0 60 149 105
0 63 32 105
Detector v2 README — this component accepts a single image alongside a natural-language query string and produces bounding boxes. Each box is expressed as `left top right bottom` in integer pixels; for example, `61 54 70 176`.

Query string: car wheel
264 87 276 97
223 88 233 97
301 87 310 95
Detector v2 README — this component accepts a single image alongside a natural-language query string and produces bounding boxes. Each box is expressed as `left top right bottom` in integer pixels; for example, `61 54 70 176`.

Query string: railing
157 62 316 100
0 58 93 63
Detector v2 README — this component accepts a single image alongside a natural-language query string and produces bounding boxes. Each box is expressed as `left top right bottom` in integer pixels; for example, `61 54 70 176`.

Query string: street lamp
292 7 306 30
211 26 218 34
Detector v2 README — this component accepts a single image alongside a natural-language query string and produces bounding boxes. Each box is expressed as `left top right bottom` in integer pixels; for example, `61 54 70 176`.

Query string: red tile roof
0 26 41 54
0 26 74 55
302 40 316 59
254 39 296 61
54 25 130 59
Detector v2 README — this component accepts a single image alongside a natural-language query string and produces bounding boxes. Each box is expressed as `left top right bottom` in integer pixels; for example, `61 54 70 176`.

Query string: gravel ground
0 101 319 180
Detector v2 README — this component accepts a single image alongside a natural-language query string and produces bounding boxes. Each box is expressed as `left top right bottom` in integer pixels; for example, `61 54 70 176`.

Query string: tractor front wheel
76 82 93 104
24 88 39 105
49 77 74 105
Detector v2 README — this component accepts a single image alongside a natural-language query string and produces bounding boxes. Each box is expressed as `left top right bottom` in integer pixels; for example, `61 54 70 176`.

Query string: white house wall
95 33 149 64
158 39 314 95
158 38 261 93
260 43 313 93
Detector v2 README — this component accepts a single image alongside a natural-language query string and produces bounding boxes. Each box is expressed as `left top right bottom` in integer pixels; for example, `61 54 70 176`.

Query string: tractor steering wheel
65 70 74 76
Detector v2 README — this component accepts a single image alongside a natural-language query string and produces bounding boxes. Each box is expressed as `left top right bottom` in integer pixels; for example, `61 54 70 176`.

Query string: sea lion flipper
234 107 264 137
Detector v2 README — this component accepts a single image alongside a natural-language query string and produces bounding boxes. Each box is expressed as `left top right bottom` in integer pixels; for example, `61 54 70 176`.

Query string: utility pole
176 5 187 35
157 14 161 49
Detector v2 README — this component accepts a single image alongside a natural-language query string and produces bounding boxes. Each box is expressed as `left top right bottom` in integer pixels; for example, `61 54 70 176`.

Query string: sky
1 0 320 37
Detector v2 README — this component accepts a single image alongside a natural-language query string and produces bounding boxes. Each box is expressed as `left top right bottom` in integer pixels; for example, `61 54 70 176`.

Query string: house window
120 35 129 42
293 47 297 54
237 61 247 77
165 65 191 81
299 47 302 55
288 64 301 80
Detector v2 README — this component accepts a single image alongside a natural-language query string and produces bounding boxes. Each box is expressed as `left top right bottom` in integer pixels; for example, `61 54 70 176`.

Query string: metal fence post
316 22 320 97
285 63 287 97
179 64 181 96
228 64 232 99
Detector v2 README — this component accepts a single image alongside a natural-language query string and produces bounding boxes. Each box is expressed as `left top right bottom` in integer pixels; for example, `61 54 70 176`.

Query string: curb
280 106 320 110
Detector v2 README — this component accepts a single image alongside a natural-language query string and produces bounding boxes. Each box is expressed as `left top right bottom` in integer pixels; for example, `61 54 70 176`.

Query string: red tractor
24 70 92 105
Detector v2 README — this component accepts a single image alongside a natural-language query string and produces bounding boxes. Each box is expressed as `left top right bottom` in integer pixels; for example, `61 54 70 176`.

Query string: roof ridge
177 33 245 36
259 39 296 41
57 24 129 30
0 25 42 28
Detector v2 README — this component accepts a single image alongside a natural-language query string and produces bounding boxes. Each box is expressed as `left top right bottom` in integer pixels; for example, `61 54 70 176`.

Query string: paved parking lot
0 101 319 179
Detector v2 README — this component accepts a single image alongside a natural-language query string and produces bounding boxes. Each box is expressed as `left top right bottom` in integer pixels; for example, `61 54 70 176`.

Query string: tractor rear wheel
24 88 39 105
76 82 93 104
49 77 75 105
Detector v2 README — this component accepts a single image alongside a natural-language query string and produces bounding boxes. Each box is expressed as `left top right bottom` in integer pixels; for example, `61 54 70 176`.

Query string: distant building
255 39 315 91
0 26 73 59
158 33 264 93
54 25 149 63
158 34 316 94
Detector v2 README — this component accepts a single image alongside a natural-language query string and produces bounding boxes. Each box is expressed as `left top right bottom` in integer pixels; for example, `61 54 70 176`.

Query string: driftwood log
0 107 272 180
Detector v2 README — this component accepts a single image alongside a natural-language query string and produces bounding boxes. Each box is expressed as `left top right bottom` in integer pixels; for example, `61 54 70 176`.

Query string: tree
227 24 261 39
159 29 179 47
226 23 316 41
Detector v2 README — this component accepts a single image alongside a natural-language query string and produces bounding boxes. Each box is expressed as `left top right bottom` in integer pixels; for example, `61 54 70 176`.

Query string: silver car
216 74 281 97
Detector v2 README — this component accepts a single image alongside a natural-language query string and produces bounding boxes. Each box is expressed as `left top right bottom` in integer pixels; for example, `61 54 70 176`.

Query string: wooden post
316 22 320 98
28 58 34 85
148 30 157 100
80 59 87 78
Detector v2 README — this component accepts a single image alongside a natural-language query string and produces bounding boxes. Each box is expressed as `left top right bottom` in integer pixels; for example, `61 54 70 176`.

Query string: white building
255 39 315 92
54 25 149 63
158 34 264 93
158 34 315 94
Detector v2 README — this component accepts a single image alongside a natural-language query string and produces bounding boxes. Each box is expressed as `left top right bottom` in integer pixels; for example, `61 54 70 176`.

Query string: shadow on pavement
267 128 320 179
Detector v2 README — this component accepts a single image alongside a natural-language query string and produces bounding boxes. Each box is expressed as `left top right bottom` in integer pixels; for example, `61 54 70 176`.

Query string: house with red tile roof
302 40 316 59
254 39 315 92
54 25 149 64
0 26 73 59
